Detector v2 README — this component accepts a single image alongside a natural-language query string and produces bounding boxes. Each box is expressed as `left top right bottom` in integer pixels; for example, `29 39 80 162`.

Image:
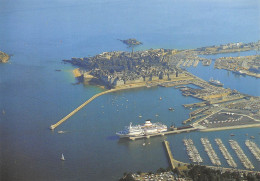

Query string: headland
64 40 260 87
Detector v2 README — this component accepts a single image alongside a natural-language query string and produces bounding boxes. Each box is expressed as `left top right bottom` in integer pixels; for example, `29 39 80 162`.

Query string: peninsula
0 51 10 63
64 40 260 88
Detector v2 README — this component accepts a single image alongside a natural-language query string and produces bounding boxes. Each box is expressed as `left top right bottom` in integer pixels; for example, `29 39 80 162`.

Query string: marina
245 140 260 161
215 138 237 168
183 138 203 163
229 140 254 170
201 138 221 166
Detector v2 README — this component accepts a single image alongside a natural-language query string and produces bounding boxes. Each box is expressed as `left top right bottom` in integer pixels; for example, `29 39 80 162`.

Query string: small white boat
143 143 146 146
61 153 65 161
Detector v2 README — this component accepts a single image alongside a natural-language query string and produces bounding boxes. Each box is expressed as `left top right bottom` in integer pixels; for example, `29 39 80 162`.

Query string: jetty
163 140 187 169
50 89 116 130
163 140 176 169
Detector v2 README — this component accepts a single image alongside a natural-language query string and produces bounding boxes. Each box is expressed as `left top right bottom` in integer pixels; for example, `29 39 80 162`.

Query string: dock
183 101 208 108
128 127 197 140
215 138 237 168
193 59 199 67
201 138 221 166
245 140 260 161
229 140 254 170
183 138 203 163
186 60 194 67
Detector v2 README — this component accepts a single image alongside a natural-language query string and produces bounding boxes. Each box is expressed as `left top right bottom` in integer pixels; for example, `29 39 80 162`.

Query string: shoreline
215 67 260 78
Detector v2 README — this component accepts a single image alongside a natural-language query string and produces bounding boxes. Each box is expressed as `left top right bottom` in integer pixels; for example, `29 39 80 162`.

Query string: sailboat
61 153 65 161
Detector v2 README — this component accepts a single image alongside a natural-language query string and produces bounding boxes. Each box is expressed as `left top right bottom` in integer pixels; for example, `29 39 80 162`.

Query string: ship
234 70 246 76
209 78 223 87
116 120 168 138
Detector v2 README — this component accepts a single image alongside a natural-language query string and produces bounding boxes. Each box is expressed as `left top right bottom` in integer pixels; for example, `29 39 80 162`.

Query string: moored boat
116 120 167 138
209 78 223 87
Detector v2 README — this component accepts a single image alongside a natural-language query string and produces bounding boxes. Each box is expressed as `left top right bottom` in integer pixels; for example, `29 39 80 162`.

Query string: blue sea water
0 0 259 180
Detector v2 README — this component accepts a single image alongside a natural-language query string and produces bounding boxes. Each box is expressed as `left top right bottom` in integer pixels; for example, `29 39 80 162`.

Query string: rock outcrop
0 51 10 63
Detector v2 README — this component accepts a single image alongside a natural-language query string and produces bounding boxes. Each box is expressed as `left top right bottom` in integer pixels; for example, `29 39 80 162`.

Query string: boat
209 78 223 87
159 97 162 100
2 110 5 115
116 120 167 138
230 134 235 136
61 153 65 161
58 131 66 134
168 107 174 111
250 136 255 139
234 70 246 75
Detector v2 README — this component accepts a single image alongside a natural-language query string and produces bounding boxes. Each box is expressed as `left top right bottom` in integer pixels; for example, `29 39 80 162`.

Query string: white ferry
116 120 167 138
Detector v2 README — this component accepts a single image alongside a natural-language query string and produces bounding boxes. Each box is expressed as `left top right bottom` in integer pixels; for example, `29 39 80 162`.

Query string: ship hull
116 120 168 139
116 130 168 138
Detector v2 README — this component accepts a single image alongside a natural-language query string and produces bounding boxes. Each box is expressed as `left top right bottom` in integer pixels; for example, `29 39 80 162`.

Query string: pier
183 101 208 108
183 138 203 163
215 138 237 168
245 140 260 161
164 140 259 173
128 127 197 140
229 140 254 170
193 59 199 67
201 138 221 166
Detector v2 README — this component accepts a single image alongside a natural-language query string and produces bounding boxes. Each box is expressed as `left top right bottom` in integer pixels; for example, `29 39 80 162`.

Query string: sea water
0 0 259 180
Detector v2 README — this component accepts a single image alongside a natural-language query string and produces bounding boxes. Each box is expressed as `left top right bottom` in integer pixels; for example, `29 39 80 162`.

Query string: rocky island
0 51 10 63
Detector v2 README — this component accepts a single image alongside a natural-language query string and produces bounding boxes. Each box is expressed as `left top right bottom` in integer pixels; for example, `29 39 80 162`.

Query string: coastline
215 66 260 78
